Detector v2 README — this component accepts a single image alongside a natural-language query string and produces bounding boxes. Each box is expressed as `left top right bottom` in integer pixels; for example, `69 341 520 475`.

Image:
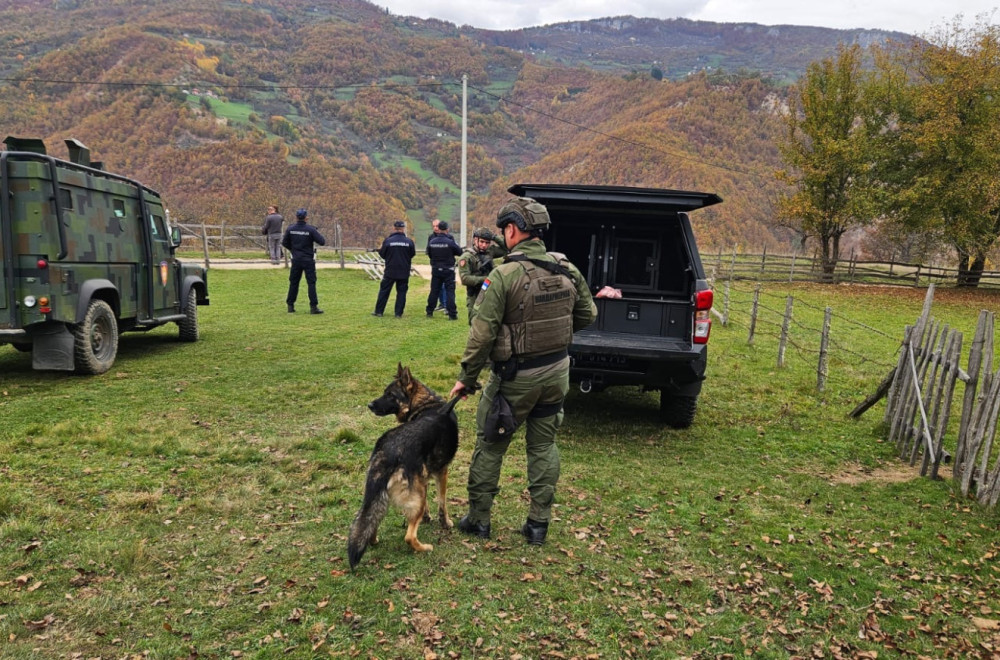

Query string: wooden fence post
747 284 760 345
911 324 947 467
955 310 989 479
760 246 767 276
777 296 793 368
722 280 730 326
817 306 831 392
789 251 797 283
200 221 211 270
928 330 962 479
729 247 737 281
895 320 938 456
336 223 345 269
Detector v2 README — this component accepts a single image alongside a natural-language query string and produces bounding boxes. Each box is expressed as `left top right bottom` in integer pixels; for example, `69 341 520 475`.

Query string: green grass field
2 271 999 658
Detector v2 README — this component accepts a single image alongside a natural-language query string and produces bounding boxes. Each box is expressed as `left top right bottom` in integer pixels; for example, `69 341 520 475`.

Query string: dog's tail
347 476 391 570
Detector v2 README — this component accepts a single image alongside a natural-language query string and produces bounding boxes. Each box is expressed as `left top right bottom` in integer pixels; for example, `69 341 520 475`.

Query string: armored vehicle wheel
73 299 119 375
178 288 199 342
659 392 698 429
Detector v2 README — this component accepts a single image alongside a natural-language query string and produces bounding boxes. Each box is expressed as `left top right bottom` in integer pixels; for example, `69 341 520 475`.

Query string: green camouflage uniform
456 238 597 525
458 235 507 324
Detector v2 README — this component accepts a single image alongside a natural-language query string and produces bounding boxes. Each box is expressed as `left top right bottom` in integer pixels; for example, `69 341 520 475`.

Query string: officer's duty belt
516 350 568 370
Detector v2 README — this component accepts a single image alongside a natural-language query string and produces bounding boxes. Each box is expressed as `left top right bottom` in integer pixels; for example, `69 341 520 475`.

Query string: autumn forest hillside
0 0 903 249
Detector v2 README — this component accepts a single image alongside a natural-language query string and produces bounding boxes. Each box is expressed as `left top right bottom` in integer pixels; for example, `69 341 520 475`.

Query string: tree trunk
820 232 839 282
956 247 979 288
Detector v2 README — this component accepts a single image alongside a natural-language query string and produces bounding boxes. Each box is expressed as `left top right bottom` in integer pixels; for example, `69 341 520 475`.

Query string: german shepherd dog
347 364 461 569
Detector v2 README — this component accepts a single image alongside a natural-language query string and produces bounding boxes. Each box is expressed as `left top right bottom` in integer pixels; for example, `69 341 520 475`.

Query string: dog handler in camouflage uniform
450 197 597 545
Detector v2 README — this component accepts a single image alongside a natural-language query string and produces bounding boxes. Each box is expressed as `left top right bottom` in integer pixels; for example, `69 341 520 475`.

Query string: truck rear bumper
569 331 706 393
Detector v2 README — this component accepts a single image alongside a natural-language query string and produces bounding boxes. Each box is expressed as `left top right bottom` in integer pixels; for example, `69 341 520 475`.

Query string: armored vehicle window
113 200 126 218
150 214 167 241
59 188 73 210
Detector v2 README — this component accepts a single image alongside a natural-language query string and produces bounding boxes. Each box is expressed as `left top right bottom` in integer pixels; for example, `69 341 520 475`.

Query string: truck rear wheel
659 392 698 429
73 299 118 375
178 288 199 342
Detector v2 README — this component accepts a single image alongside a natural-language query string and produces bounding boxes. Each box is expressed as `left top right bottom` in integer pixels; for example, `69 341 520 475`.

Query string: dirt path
180 258 432 278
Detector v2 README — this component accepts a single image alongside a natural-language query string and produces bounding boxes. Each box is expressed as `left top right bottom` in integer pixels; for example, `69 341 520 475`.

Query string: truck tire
178 288 199 342
73 299 118 375
659 392 698 429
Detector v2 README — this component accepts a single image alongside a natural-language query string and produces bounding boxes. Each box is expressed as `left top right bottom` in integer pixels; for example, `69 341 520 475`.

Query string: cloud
378 0 708 30
376 0 998 36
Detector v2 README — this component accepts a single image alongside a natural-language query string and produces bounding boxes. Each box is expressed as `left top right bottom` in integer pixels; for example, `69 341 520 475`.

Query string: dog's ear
397 362 404 378
400 365 413 387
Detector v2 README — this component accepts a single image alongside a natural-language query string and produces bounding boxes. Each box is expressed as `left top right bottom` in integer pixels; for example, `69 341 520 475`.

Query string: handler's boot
310 305 324 315
521 519 548 545
457 514 490 539
287 303 295 313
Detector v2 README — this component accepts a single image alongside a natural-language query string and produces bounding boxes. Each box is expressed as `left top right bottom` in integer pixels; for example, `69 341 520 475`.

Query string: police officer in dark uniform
450 197 597 545
425 220 462 320
372 220 416 317
281 208 326 314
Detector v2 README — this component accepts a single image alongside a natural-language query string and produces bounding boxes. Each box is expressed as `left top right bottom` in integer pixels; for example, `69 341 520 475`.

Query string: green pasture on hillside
1 271 999 658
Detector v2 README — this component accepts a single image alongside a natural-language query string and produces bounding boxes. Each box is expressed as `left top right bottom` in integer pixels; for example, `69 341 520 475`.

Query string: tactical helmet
295 208 308 220
473 227 494 241
496 197 550 232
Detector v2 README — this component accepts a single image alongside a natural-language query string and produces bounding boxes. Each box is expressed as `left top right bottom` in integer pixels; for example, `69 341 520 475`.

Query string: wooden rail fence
708 247 1000 289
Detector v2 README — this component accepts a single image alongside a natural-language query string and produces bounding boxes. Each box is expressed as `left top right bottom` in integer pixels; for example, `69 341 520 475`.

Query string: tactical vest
489 252 578 363
464 252 494 300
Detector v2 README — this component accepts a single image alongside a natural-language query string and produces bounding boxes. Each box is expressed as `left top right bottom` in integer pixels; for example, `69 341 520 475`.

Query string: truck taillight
37 259 48 269
39 296 51 314
694 289 713 345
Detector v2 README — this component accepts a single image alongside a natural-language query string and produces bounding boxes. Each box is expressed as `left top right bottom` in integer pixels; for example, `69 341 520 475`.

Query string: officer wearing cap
372 220 416 317
281 208 326 314
458 227 506 325
425 220 462 320
450 197 597 545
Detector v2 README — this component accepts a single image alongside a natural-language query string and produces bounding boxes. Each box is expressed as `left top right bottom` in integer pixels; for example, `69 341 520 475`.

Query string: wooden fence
852 285 1000 508
174 222 357 269
708 247 1000 289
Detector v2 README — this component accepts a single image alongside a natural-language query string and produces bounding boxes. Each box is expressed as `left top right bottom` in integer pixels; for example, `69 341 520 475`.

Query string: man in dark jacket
372 220 416 317
281 208 326 314
425 220 462 320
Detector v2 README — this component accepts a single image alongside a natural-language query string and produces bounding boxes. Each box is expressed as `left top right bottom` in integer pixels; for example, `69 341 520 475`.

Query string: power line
0 76 448 91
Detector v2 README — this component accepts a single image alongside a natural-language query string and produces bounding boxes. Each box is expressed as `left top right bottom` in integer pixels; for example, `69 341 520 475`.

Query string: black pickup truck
509 183 722 428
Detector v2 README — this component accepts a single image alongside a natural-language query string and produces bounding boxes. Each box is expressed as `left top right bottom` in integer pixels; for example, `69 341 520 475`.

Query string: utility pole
460 73 468 247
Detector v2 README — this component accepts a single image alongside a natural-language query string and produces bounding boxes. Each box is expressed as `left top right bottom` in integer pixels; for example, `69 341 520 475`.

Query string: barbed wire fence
710 278 900 393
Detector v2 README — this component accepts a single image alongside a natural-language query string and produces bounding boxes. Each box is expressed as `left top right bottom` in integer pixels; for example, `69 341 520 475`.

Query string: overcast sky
375 0 998 36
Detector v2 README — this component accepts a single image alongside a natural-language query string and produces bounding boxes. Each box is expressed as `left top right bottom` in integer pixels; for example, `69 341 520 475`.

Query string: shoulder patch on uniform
481 278 491 291
459 259 466 267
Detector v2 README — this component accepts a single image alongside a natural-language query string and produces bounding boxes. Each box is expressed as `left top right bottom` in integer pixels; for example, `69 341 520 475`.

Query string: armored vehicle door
143 197 179 318
0 209 8 322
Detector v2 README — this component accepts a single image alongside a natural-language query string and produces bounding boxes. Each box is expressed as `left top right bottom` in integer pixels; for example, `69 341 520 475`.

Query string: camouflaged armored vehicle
0 136 209 374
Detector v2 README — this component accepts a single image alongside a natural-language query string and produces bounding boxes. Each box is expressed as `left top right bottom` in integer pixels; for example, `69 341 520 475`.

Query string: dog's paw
439 513 454 529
